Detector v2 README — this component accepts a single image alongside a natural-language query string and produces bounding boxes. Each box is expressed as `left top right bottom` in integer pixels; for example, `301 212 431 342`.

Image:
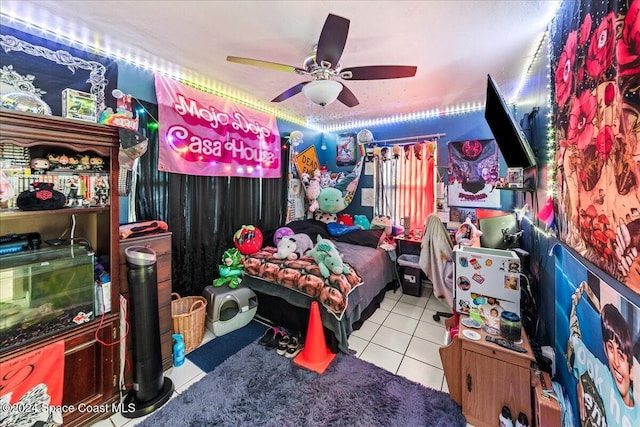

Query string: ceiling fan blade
341 65 417 80
271 82 310 102
337 84 359 108
316 14 350 67
226 56 305 74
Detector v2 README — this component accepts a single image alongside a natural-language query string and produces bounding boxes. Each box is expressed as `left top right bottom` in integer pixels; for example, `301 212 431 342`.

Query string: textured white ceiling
1 0 560 127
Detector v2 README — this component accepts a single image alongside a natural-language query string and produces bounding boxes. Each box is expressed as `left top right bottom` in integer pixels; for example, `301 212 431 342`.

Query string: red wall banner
155 73 281 178
0 340 65 425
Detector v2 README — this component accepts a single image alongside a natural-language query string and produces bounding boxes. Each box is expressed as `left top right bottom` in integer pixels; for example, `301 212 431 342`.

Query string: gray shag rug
139 341 466 427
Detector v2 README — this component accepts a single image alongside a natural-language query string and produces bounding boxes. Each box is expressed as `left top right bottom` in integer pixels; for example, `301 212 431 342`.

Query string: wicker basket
171 292 207 353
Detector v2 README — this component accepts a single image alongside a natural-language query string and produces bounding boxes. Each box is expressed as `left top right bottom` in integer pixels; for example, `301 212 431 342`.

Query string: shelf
497 185 535 193
0 206 111 218
0 109 121 426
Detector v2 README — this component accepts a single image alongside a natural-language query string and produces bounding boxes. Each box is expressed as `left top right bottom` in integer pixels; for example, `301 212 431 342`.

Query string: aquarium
0 245 95 352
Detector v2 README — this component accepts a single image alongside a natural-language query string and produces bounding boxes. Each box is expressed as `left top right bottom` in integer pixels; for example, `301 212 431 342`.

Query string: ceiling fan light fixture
302 79 342 106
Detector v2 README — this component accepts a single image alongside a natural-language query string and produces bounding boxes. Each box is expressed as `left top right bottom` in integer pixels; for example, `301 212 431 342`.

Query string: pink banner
155 74 281 178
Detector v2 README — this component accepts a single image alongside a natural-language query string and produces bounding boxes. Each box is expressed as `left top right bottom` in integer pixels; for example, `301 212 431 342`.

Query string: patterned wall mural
552 0 640 292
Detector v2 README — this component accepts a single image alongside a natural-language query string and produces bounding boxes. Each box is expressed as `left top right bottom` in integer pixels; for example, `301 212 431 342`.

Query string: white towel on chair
418 214 455 308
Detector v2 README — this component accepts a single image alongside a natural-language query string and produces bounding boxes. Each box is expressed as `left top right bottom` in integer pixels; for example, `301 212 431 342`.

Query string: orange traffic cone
294 301 336 374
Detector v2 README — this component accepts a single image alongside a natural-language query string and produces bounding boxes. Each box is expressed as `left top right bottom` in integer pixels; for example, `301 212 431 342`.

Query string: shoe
515 412 529 427
499 406 513 427
285 333 304 359
276 333 292 356
265 328 286 350
259 326 284 347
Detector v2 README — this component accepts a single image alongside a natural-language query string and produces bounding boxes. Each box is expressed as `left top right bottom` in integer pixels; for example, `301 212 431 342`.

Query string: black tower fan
123 246 174 418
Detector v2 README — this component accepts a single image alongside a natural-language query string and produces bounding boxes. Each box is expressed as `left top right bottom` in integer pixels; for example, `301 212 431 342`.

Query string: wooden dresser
440 315 535 427
119 232 173 373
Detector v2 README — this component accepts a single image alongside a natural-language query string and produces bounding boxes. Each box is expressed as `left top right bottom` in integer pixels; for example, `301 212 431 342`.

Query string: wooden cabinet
62 317 120 425
119 232 173 373
0 110 120 426
440 315 535 427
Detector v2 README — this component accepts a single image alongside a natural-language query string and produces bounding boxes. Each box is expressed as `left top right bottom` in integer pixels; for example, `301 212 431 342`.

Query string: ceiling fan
227 13 417 108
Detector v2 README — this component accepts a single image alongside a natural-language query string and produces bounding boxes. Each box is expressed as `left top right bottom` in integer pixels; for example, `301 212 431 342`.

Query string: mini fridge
453 246 521 326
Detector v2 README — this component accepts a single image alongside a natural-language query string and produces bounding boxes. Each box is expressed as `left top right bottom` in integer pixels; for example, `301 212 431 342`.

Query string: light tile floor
348 283 452 392
93 282 457 427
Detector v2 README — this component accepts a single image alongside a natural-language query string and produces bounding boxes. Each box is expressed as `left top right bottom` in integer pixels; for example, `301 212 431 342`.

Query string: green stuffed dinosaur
213 248 243 289
307 235 350 278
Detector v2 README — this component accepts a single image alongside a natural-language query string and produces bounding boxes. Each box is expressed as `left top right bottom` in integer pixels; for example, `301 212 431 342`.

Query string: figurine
94 176 109 206
30 158 50 174
77 154 91 170
66 174 85 206
46 153 60 169
58 153 70 168
90 156 105 171
68 156 79 169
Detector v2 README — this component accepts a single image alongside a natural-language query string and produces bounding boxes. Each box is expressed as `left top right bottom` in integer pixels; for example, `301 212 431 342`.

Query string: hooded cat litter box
202 285 257 337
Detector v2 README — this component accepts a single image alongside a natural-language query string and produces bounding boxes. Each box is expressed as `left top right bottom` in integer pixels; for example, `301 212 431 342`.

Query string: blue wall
512 38 557 343
321 111 517 219
119 61 521 219
118 61 521 224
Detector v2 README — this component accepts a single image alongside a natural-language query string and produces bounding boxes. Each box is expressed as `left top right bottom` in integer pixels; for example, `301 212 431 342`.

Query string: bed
241 220 396 353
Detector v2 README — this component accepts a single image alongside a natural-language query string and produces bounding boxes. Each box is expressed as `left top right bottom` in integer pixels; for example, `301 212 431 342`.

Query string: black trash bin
397 254 423 297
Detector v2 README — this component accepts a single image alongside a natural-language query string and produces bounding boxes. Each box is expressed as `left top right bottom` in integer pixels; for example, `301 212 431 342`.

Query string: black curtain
133 101 289 296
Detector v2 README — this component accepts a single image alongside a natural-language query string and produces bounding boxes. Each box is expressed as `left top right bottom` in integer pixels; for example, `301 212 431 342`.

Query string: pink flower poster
552 0 640 292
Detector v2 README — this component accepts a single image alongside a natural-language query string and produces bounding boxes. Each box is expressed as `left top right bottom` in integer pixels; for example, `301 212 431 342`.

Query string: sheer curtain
131 101 288 296
374 142 436 232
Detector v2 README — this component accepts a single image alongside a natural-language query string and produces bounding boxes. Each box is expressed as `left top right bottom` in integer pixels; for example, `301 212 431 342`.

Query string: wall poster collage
447 139 501 214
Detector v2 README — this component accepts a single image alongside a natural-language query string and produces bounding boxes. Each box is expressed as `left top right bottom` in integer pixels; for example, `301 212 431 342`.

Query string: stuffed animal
353 215 371 229
317 187 347 214
313 211 338 224
337 213 354 226
323 252 351 276
370 215 393 235
455 216 483 247
213 248 244 288
307 235 348 278
273 226 295 246
274 233 313 260
306 178 321 215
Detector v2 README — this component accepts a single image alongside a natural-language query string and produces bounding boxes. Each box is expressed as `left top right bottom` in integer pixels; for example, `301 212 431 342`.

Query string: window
374 141 436 232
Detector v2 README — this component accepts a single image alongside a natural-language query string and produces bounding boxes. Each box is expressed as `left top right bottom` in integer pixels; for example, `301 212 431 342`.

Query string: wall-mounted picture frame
507 167 524 188
336 132 357 166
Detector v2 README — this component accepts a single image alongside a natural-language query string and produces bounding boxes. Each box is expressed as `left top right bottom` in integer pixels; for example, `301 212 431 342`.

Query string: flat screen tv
484 74 537 169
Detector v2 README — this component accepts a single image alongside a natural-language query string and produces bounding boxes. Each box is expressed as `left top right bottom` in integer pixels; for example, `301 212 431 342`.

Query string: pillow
335 229 384 248
326 222 361 237
285 219 331 240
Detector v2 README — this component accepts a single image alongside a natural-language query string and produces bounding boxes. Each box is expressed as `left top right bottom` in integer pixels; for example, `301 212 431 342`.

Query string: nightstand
440 315 535 427
394 234 422 255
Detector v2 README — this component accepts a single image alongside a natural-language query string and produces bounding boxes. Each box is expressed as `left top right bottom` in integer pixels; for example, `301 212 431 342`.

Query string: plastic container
499 311 522 341
172 334 185 367
100 273 111 314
